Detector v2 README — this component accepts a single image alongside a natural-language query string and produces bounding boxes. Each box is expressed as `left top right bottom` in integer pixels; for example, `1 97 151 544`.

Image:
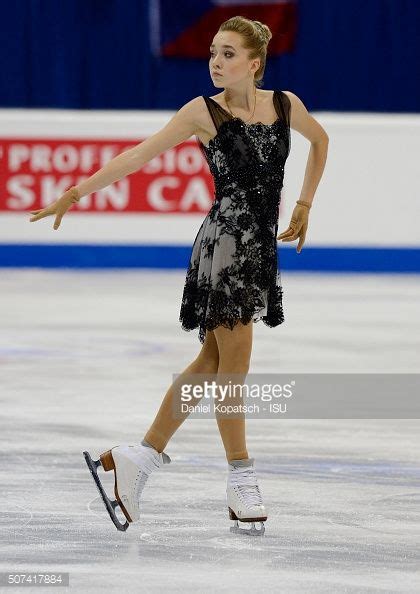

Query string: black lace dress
179 89 291 344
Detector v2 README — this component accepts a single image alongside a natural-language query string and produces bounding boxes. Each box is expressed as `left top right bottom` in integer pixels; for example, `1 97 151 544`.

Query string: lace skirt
179 200 285 344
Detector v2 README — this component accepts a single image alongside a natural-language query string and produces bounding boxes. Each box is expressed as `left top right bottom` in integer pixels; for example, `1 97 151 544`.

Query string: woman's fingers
296 229 307 253
53 214 63 230
29 209 51 222
278 223 306 248
278 223 301 242
29 202 58 222
278 206 309 251
282 233 299 242
29 211 46 222
277 226 295 239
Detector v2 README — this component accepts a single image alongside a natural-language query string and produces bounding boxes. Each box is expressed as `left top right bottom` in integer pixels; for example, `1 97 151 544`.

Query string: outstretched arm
75 97 202 198
29 97 203 228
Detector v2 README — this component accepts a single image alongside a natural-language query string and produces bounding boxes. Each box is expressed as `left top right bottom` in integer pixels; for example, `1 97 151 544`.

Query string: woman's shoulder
175 95 211 129
281 90 302 107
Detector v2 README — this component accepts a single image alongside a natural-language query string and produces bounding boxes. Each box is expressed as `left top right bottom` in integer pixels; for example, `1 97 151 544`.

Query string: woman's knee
196 330 219 368
213 320 253 370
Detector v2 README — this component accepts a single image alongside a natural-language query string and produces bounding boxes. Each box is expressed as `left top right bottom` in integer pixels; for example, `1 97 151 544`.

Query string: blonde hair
218 16 273 88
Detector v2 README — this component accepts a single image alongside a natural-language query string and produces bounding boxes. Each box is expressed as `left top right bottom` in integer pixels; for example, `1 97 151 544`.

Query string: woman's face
209 31 259 87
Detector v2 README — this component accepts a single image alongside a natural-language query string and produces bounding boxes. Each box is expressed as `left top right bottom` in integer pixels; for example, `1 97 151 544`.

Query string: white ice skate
83 443 171 531
227 458 267 536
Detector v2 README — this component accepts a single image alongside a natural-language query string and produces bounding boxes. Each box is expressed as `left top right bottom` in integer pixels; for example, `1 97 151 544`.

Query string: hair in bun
252 20 272 45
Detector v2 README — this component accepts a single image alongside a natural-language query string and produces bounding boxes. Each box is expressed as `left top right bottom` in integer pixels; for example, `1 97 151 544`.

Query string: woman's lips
212 72 222 77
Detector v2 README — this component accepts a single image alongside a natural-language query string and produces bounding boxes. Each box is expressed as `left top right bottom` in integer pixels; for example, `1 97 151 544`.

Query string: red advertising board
0 138 214 213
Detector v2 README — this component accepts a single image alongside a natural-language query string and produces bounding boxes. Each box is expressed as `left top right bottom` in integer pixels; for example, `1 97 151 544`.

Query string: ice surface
0 270 419 593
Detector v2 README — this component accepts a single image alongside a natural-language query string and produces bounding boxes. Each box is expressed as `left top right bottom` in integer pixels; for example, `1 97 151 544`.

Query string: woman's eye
209 52 233 58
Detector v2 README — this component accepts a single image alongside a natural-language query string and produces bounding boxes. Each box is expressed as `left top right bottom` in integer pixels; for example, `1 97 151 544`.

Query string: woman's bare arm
283 91 329 208
277 91 329 253
28 96 205 228
75 96 204 198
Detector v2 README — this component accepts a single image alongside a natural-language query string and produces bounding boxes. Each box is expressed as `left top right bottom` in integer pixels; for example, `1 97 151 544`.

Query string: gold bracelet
296 199 311 209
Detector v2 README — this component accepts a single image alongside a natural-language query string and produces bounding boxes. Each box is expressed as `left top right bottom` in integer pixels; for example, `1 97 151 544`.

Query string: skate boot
227 457 267 536
83 442 171 531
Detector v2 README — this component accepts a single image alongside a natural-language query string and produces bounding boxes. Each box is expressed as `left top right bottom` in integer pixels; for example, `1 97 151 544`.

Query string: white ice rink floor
1 269 419 593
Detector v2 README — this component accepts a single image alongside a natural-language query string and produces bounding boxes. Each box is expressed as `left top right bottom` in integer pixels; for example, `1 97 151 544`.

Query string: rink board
1 109 419 272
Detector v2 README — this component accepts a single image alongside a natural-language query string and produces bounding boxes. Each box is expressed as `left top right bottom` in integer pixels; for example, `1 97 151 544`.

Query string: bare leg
213 320 253 462
143 330 219 452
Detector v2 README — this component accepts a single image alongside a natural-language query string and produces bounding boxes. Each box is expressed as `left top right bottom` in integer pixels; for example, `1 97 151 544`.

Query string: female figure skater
29 16 328 535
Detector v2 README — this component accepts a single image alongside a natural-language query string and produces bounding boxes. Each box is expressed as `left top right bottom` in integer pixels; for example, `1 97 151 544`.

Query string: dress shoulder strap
202 96 232 131
273 90 291 128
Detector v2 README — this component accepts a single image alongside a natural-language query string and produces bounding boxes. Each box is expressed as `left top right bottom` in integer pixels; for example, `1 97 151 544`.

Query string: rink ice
1 269 419 593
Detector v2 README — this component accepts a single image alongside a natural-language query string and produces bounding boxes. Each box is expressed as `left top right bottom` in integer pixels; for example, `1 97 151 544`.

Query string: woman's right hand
29 186 80 230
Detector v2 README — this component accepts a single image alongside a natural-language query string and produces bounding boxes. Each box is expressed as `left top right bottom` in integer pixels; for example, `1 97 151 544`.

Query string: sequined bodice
197 91 291 213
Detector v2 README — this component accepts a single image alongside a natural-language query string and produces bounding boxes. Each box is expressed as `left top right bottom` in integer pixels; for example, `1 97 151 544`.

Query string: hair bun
252 20 272 44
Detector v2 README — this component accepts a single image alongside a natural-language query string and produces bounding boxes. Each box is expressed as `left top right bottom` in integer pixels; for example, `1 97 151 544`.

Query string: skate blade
228 507 266 536
230 519 265 536
83 450 129 532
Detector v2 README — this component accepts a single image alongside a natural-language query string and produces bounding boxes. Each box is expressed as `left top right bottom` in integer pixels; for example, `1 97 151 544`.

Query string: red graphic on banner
159 1 298 58
0 138 215 214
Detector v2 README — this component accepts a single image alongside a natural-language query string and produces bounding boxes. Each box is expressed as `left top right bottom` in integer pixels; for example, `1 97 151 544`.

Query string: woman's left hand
277 203 310 253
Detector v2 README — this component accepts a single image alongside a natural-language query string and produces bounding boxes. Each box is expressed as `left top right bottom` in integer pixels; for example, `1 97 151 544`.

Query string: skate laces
229 467 263 506
132 454 157 502
134 470 150 501
132 447 171 502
